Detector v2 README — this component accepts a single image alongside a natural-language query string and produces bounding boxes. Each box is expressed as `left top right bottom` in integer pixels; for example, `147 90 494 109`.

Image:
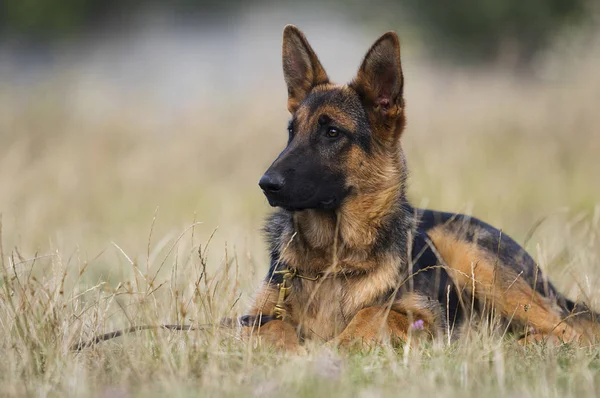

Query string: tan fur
250 319 302 352
249 283 278 316
392 293 445 335
428 226 581 342
340 148 404 249
333 306 422 348
248 253 407 342
282 251 404 340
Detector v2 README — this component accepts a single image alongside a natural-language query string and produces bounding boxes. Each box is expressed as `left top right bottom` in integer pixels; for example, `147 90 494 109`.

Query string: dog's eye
326 127 340 138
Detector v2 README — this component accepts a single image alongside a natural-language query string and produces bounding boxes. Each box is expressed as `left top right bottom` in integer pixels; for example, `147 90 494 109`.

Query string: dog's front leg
332 306 427 349
244 283 303 352
248 319 302 352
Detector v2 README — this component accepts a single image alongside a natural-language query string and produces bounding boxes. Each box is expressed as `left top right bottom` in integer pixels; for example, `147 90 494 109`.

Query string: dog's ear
352 32 405 137
282 25 329 114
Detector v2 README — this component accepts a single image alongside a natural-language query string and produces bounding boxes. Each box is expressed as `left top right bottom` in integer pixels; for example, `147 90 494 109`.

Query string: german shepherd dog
247 25 599 351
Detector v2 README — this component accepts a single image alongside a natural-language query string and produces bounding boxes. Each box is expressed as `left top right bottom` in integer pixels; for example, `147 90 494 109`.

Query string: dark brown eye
326 127 339 138
287 122 294 141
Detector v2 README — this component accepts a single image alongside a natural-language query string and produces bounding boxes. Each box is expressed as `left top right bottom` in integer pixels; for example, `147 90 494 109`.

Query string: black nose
259 173 285 193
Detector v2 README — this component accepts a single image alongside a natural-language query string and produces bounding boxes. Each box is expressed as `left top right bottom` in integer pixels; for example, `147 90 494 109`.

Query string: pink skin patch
410 319 424 330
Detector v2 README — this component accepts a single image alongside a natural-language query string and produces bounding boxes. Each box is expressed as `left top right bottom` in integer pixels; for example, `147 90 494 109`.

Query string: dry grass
1 30 600 397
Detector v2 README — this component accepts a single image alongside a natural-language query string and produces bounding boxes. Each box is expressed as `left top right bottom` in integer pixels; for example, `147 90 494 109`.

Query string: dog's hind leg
428 226 582 343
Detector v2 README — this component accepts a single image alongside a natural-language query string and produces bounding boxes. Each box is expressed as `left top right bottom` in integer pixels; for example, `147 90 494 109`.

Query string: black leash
71 315 275 351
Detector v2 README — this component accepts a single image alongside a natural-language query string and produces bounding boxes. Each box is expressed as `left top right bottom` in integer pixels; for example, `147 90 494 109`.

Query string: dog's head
259 25 406 212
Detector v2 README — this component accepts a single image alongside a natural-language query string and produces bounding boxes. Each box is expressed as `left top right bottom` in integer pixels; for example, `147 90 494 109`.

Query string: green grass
1 33 600 397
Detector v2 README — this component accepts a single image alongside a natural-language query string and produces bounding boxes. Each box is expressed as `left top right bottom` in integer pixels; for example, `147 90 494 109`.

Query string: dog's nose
259 173 285 193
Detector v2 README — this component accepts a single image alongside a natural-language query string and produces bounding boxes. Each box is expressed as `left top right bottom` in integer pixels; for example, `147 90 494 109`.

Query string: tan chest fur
288 277 350 340
281 251 403 341
263 207 407 341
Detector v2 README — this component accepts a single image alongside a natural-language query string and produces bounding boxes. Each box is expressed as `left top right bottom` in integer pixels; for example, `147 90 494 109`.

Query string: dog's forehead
295 84 365 132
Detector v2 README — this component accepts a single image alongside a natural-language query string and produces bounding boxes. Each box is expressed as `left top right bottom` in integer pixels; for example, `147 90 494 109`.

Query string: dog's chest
279 242 404 340
288 277 356 341
286 267 401 341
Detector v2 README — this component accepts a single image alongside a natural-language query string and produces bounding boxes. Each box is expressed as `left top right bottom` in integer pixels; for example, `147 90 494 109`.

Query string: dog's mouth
261 177 352 212
321 198 335 206
267 196 339 212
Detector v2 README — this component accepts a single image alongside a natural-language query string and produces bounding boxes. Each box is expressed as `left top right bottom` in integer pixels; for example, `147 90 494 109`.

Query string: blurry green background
0 0 599 300
0 0 592 66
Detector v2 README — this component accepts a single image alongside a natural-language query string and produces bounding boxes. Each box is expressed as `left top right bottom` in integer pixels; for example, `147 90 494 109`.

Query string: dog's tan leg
248 319 302 353
332 306 428 349
243 283 303 352
248 283 278 317
428 226 582 343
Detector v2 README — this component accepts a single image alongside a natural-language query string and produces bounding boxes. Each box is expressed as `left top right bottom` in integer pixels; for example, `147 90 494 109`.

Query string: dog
246 25 598 351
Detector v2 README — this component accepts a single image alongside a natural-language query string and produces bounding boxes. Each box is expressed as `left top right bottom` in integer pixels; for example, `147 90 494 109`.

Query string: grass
1 30 600 397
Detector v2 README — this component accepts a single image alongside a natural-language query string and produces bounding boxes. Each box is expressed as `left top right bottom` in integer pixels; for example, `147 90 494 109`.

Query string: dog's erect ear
282 25 329 113
352 32 404 121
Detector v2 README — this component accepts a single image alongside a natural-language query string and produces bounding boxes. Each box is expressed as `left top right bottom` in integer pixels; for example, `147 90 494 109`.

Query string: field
1 30 600 397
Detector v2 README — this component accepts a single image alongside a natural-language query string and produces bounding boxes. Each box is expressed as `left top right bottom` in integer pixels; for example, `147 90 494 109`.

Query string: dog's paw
246 320 304 353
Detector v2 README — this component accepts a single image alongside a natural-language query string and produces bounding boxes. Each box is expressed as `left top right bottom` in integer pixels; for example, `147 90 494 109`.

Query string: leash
73 267 321 351
71 315 275 351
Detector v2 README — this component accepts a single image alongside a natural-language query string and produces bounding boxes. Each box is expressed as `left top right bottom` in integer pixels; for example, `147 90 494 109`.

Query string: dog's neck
293 186 404 250
284 150 414 274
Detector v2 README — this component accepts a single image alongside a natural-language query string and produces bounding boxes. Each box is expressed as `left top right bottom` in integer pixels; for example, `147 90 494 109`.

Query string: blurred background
0 0 599 302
